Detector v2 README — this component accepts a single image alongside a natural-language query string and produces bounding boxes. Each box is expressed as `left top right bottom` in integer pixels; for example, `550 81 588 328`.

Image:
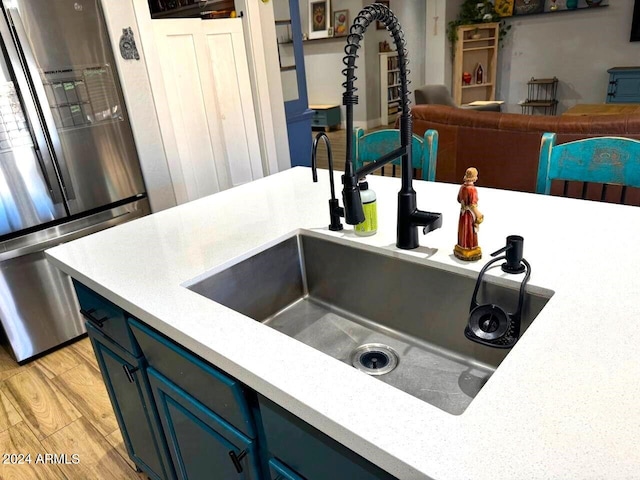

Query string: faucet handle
412 211 442 235
328 199 344 231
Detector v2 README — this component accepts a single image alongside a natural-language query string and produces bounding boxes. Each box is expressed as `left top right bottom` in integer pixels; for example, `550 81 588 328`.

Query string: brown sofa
408 105 640 193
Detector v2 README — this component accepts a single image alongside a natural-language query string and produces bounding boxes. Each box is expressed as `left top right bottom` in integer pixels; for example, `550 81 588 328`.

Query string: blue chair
352 128 438 181
537 133 640 204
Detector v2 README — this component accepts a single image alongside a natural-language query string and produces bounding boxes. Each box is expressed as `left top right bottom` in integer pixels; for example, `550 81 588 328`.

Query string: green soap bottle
354 178 377 236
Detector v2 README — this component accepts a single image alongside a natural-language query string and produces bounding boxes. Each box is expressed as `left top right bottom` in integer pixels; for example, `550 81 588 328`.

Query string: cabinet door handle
80 308 108 328
122 364 139 383
228 449 247 473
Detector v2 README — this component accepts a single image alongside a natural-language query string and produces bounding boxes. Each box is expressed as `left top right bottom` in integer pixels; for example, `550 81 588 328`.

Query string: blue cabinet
75 280 141 356
606 67 640 103
129 319 256 438
75 281 398 480
268 458 304 480
148 368 261 480
258 395 397 480
88 325 174 480
310 105 341 131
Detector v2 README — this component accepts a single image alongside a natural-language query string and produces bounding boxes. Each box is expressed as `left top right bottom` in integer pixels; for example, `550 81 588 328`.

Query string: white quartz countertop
46 168 640 480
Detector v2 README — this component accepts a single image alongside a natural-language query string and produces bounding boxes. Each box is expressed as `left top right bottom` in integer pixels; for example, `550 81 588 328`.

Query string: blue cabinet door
148 368 261 480
269 458 304 480
88 325 172 480
258 395 397 480
129 318 256 438
607 68 640 103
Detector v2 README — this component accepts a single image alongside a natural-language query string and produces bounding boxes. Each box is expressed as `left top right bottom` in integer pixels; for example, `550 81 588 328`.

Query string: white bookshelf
452 23 499 106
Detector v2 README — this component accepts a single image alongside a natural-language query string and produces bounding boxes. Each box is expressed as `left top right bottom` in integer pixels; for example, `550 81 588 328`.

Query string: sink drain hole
351 344 398 376
361 351 389 370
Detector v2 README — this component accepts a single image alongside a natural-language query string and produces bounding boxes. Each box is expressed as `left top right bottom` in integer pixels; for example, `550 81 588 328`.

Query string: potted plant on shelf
447 0 511 56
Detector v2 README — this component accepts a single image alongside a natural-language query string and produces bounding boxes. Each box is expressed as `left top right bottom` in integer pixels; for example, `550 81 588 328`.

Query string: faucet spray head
342 173 364 224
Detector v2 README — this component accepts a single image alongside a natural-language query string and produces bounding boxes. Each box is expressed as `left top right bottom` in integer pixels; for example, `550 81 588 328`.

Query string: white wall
237 0 291 174
424 0 463 89
361 2 426 121
299 0 368 127
304 40 368 125
425 0 445 85
497 0 640 113
364 26 391 126
359 3 427 122
300 1 428 127
101 0 177 212
392 1 426 97
273 0 299 102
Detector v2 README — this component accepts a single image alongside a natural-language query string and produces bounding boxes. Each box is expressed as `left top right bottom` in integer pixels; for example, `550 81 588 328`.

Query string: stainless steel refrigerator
0 0 149 362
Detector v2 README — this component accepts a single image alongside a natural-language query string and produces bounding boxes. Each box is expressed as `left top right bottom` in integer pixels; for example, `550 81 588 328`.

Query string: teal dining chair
352 128 438 181
536 133 640 204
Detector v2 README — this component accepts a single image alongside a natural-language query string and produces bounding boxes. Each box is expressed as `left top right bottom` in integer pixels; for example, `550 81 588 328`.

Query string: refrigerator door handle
0 210 134 261
5 7 76 200
0 6 68 209
33 146 64 204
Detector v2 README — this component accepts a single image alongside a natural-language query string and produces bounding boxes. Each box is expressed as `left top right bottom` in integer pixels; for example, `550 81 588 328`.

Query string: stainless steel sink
186 232 551 415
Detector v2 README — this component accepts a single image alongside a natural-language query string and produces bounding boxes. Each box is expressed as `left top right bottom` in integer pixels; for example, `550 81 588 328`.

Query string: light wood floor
0 338 147 480
310 126 403 177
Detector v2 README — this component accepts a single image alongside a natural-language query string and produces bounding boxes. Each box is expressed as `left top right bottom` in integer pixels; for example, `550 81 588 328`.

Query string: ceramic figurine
454 167 484 261
475 63 484 84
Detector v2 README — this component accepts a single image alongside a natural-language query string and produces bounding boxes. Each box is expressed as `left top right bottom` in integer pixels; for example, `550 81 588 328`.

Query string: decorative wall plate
495 0 514 17
514 0 544 15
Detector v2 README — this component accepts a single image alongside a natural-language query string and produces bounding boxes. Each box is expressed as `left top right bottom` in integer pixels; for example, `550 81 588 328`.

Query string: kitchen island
46 168 640 479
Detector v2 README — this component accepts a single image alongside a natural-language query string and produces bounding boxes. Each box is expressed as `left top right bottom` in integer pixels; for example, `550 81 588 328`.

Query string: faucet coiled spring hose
342 4 411 181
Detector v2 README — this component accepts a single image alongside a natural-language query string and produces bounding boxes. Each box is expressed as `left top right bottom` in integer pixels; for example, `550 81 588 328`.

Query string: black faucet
311 132 344 231
341 3 442 249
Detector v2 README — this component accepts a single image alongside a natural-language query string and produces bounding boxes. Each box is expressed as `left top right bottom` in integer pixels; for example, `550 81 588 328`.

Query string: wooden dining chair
352 128 437 181
536 133 640 205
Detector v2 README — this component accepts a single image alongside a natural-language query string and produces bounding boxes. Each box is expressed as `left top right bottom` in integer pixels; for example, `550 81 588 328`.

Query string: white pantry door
201 19 263 188
151 17 263 201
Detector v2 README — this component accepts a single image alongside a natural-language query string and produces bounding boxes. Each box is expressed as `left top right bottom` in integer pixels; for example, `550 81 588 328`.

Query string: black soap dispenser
464 236 531 349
